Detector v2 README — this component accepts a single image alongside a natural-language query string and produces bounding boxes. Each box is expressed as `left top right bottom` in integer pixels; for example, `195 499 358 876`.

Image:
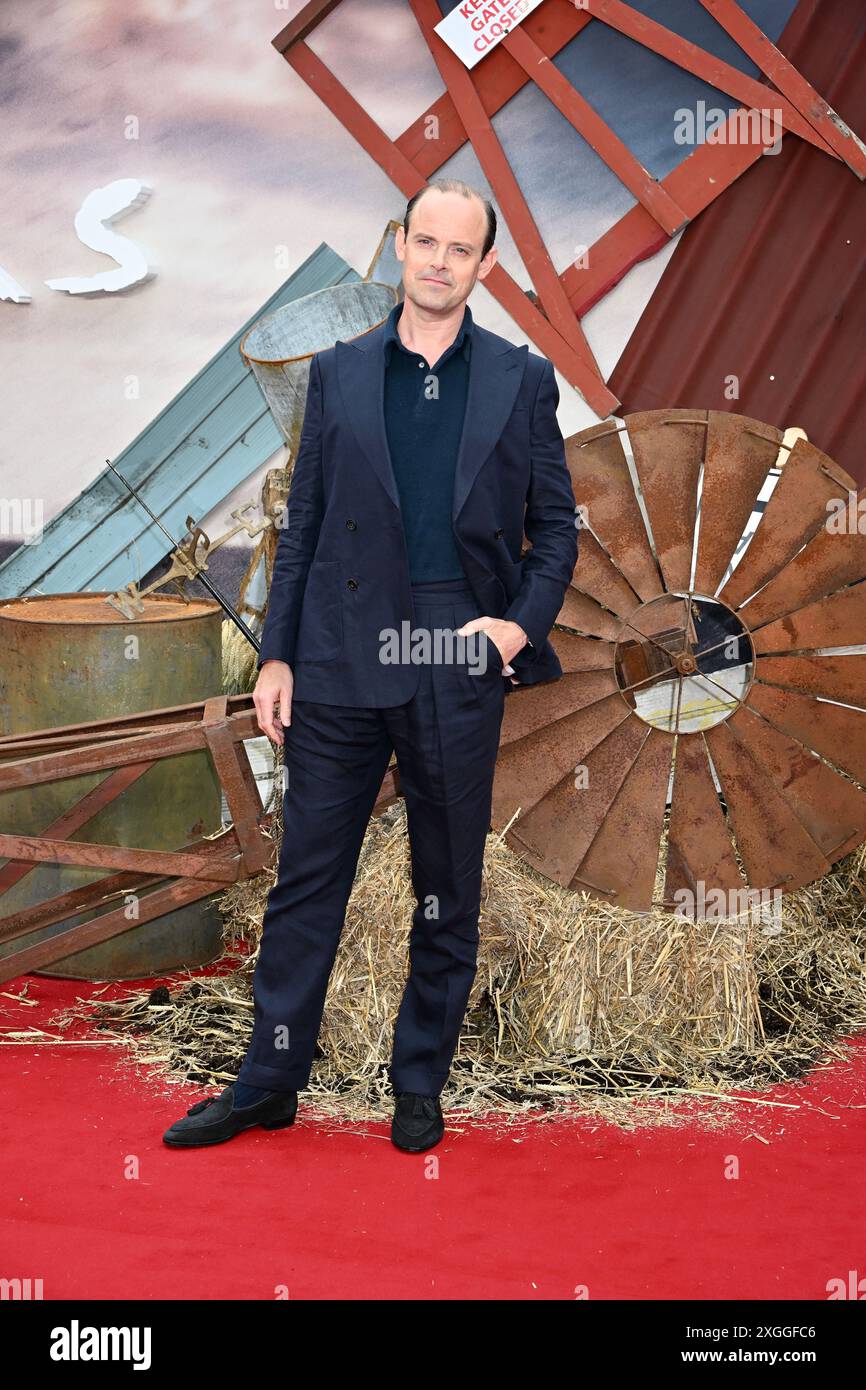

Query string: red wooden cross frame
272 0 865 418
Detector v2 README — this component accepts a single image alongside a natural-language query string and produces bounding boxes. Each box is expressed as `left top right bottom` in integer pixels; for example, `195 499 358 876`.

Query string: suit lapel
335 312 527 524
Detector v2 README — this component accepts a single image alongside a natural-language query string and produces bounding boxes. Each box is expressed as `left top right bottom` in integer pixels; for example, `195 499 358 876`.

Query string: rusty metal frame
0 695 401 984
271 0 865 417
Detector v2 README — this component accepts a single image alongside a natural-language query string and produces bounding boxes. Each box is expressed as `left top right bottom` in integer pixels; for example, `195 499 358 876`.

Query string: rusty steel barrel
0 592 225 980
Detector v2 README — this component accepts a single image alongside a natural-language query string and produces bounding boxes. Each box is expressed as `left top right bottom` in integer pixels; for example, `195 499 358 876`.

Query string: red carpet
3 969 865 1300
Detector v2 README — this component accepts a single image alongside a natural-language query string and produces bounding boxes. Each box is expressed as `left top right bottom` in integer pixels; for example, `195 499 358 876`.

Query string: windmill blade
756 653 866 708
626 409 706 594
570 726 674 911
571 529 643 620
752 578 866 654
692 412 782 597
729 706 866 862
704 721 830 892
664 733 744 915
557 585 624 641
494 675 625 823
567 423 663 601
737 492 866 628
505 714 651 886
747 682 866 787
719 438 858 610
551 630 617 673
498 670 619 750
494 692 631 827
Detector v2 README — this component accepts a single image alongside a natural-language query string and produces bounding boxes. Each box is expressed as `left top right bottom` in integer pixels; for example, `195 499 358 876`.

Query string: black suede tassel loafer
391 1092 445 1153
162 1083 298 1147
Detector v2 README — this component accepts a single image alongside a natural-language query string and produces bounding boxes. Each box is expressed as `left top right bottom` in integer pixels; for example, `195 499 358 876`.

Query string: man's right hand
254 659 293 745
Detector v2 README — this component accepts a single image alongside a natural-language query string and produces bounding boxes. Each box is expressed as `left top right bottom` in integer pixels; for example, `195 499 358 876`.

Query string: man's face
396 189 497 313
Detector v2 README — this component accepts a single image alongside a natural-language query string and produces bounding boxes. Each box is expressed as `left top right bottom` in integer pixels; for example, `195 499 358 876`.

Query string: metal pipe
104 459 261 651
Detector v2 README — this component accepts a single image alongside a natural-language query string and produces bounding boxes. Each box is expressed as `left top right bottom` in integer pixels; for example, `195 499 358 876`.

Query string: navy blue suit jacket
257 310 580 707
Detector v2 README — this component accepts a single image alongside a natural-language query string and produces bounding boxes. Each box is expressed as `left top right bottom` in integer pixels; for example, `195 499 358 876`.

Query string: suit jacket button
494 527 504 538
347 578 359 590
346 519 357 530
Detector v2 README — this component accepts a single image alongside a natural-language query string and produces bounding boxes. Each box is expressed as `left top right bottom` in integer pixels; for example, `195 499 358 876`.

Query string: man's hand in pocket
456 617 528 683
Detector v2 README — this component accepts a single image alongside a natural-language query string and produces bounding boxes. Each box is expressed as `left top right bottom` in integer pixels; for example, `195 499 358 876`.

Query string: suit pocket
503 556 524 601
294 560 343 663
480 629 504 674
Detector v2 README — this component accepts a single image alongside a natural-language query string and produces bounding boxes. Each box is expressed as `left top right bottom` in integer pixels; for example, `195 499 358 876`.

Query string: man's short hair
403 178 497 260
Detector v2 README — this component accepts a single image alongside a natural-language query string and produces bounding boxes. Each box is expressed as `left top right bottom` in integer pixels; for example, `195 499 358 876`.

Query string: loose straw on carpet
52 737 866 1129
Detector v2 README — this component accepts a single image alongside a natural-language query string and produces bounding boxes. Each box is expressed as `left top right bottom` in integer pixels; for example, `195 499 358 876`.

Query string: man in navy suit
163 179 579 1154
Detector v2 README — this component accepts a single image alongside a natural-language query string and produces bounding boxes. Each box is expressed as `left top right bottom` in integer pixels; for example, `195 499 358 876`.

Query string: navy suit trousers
237 578 506 1098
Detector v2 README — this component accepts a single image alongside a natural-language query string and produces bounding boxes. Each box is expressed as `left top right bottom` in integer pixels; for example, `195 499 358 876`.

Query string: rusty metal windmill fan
493 409 866 913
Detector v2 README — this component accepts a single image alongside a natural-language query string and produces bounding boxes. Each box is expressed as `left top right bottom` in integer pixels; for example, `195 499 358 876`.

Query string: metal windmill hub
614 591 754 734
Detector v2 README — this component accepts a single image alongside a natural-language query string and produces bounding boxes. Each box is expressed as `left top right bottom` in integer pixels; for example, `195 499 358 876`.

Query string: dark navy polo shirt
383 299 472 583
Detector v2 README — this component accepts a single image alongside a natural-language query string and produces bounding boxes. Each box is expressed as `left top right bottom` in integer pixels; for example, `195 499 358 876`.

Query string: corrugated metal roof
0 243 359 597
608 0 866 487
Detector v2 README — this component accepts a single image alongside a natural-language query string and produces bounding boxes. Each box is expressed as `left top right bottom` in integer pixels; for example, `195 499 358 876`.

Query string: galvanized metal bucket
240 281 398 443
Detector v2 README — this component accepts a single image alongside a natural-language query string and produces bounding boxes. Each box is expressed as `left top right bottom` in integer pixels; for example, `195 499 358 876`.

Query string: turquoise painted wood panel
0 244 359 595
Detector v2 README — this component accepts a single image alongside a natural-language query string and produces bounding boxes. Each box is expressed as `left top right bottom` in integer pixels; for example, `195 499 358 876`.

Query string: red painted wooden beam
503 23 688 236
587 0 839 159
697 0 866 177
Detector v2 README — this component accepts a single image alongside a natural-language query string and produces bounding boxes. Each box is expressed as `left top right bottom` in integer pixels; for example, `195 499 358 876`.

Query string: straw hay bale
59 739 866 1129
